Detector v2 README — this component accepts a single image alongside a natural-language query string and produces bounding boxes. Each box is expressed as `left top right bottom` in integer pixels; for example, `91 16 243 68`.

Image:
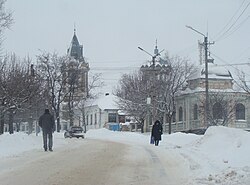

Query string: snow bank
0 132 41 157
195 126 250 167
179 126 250 184
0 132 67 158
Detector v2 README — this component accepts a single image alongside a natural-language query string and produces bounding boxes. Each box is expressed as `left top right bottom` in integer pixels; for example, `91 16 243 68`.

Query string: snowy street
0 138 186 185
1 126 250 185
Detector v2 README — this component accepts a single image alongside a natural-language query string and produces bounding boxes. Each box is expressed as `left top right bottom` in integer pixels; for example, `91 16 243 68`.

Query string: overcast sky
4 0 250 93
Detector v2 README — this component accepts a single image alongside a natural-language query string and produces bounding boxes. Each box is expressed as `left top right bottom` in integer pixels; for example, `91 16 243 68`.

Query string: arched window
213 103 222 119
86 115 89 125
193 104 198 120
179 107 183 121
95 113 97 124
236 103 245 120
172 111 176 122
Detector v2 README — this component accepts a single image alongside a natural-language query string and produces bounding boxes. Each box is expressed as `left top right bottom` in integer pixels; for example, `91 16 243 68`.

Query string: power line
210 52 250 79
210 52 247 68
87 59 146 64
213 0 246 40
218 15 250 41
215 1 250 42
230 45 250 63
90 66 140 70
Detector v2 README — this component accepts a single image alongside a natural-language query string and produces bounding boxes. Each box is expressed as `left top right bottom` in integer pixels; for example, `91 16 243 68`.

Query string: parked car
64 126 84 139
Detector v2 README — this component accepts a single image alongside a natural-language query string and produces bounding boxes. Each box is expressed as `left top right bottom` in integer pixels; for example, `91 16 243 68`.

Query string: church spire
67 26 84 61
154 39 159 55
74 23 76 35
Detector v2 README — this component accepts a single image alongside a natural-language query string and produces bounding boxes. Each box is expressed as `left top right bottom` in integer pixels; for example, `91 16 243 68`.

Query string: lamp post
186 25 209 126
145 96 151 132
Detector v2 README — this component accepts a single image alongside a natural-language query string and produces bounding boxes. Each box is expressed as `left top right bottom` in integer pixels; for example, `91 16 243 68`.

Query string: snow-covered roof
189 63 232 81
178 87 237 96
85 94 119 110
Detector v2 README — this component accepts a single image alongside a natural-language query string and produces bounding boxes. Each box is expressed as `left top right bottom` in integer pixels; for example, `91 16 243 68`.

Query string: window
108 113 117 123
86 115 89 125
236 103 245 120
193 104 198 120
21 125 25 131
95 113 97 124
213 103 222 119
119 115 125 123
172 110 176 122
179 107 183 121
90 114 93 125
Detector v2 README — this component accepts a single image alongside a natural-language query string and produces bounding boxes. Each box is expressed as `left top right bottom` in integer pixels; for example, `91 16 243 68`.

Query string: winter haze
4 0 250 93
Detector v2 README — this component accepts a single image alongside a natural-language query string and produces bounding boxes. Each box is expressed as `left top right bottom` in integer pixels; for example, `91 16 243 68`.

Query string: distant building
61 29 89 128
140 43 171 131
84 93 122 130
172 63 250 133
64 29 89 99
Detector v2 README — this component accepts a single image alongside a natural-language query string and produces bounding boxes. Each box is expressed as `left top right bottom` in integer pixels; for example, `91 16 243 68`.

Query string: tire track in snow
145 147 167 178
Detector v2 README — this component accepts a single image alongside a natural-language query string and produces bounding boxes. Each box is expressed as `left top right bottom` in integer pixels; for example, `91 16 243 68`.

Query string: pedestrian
38 109 55 152
151 120 163 146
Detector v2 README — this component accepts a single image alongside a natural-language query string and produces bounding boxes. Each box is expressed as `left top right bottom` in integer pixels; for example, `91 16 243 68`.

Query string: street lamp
138 46 164 66
186 25 209 127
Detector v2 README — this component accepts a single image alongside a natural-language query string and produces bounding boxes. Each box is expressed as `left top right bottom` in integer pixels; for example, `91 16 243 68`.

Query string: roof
67 31 84 61
189 63 233 81
85 94 119 110
178 87 237 96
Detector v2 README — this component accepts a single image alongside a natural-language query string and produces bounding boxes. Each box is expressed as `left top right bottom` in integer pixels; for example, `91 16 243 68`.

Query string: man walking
39 109 55 152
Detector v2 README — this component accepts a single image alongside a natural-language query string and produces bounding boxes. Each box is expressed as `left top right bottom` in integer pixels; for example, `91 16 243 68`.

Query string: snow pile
195 126 250 167
164 131 201 149
0 132 67 158
178 126 250 184
0 132 41 157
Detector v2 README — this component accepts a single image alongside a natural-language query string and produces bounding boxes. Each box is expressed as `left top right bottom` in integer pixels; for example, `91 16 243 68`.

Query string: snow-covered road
0 138 187 185
1 126 250 184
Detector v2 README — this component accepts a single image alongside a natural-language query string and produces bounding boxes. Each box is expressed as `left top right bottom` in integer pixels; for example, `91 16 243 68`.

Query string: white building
172 63 250 133
84 93 121 130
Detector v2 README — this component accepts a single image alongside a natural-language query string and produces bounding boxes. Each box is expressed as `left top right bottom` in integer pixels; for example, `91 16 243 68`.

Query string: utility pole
186 25 214 127
204 36 209 127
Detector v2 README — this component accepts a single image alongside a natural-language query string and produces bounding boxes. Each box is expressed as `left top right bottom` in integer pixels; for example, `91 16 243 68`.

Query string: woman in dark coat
151 120 163 146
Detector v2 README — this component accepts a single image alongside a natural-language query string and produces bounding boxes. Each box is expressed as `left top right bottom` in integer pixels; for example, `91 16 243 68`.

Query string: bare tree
156 55 194 134
77 73 104 132
202 91 238 126
0 54 43 134
115 71 149 133
0 0 13 50
0 0 12 134
88 73 104 99
60 58 90 127
115 53 194 134
235 69 250 94
37 52 72 132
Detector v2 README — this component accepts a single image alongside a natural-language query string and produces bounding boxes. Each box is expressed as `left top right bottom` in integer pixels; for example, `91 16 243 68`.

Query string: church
61 29 89 129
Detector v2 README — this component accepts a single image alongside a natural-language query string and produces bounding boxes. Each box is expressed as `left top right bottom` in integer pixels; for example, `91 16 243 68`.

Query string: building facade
84 94 121 130
171 63 250 133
